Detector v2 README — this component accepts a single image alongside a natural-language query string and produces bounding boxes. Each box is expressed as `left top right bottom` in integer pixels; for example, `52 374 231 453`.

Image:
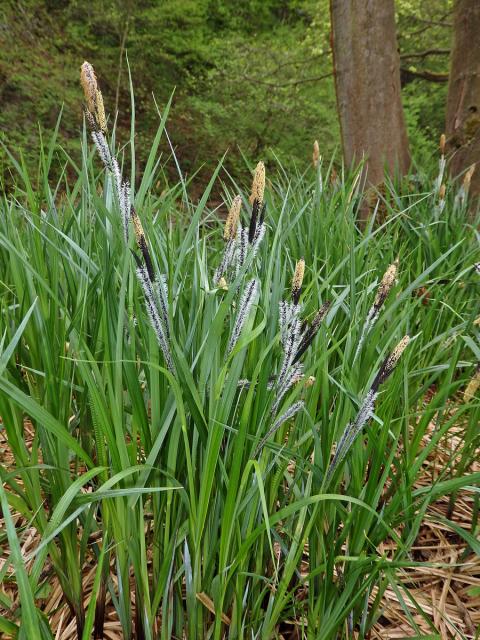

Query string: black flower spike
371 336 410 392
131 250 143 270
293 302 330 363
131 206 155 282
259 202 266 226
248 199 259 244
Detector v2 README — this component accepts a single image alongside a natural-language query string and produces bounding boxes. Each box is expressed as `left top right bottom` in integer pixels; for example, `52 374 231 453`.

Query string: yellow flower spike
224 195 242 242
80 60 107 133
249 161 265 205
439 133 446 155
312 140 320 167
291 258 305 305
374 259 398 308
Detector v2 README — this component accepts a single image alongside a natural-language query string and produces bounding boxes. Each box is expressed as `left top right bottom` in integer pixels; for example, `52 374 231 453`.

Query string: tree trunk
330 0 410 190
446 0 480 198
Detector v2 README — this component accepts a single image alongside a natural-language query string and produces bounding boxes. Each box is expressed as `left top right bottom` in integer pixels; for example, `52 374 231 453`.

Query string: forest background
0 0 452 195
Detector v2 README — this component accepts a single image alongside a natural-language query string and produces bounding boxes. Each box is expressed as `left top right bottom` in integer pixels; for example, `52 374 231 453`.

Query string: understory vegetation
0 64 479 639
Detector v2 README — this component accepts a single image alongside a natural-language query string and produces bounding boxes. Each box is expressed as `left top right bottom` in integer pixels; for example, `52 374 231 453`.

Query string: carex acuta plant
353 259 398 364
214 195 241 285
253 259 330 456
327 335 410 482
215 200 330 457
214 162 267 287
81 61 175 372
5 51 477 640
215 163 267 361
81 61 129 239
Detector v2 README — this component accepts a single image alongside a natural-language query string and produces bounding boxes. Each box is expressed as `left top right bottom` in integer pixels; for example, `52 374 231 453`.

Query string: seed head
439 133 446 155
80 62 97 112
224 195 242 241
439 184 446 200
249 161 265 205
291 258 305 304
80 61 107 133
374 259 398 308
312 140 320 167
94 89 107 133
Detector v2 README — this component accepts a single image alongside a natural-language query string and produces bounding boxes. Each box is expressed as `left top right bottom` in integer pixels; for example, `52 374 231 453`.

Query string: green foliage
403 82 448 164
397 0 453 159
0 101 479 638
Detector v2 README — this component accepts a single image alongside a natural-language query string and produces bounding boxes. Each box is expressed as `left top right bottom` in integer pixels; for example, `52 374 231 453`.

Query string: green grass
0 100 479 640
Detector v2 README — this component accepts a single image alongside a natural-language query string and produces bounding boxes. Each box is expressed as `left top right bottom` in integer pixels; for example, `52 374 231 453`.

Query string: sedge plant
0 62 479 640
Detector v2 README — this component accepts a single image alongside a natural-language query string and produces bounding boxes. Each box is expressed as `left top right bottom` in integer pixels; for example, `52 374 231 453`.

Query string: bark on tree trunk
446 0 480 198
330 0 410 192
